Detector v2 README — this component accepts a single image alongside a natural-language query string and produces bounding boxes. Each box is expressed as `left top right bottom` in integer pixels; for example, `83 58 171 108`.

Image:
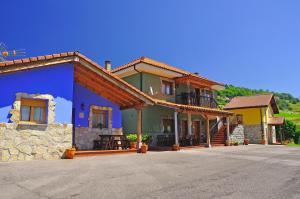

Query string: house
0 52 154 161
111 56 234 148
223 94 285 144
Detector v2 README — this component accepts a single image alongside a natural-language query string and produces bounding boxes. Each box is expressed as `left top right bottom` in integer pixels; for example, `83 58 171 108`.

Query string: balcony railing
176 92 218 108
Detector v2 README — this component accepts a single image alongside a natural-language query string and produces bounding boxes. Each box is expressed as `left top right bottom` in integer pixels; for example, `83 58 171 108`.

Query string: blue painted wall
0 64 74 123
73 83 122 128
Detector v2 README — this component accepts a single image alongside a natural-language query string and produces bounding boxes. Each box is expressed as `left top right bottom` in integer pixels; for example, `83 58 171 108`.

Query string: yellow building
224 94 284 144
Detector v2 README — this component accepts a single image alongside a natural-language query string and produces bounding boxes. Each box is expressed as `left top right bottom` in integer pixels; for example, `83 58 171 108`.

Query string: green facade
121 72 212 145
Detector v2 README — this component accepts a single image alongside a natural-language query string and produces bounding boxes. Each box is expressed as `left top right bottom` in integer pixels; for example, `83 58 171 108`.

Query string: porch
152 99 234 148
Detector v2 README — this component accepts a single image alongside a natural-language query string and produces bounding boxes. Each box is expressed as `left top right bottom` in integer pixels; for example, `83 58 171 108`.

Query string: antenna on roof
0 42 26 62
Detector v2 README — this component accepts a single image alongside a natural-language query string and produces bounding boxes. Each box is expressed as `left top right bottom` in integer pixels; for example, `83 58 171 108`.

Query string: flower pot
244 139 249 145
172 144 180 151
130 142 136 149
140 144 148 153
65 148 76 159
225 140 230 146
261 140 267 145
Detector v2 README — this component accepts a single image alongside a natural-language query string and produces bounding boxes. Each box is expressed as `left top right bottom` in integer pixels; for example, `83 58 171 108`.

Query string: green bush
294 132 300 144
142 134 152 144
126 133 137 142
282 120 297 140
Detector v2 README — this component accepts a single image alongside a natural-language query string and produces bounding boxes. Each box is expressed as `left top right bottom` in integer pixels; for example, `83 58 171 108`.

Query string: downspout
133 65 143 133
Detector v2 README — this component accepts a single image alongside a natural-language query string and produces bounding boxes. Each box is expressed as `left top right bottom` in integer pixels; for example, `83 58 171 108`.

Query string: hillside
217 85 300 130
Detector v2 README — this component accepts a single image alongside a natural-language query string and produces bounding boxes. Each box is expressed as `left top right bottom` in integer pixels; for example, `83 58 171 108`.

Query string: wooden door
181 120 188 138
193 121 200 139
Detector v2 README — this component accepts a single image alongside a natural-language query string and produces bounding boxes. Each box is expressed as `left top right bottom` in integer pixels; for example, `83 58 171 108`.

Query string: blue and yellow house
0 52 154 161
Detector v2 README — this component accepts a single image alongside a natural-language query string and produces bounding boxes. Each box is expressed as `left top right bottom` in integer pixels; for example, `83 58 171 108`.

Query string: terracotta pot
140 144 148 153
65 148 76 159
244 139 249 145
130 142 136 149
225 140 230 146
172 144 180 151
261 140 267 145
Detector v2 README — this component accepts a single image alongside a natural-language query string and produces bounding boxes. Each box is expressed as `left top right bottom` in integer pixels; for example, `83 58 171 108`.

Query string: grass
277 102 300 131
287 142 300 147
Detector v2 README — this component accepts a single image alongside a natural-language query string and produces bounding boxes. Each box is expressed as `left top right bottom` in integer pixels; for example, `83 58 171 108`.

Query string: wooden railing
176 92 218 108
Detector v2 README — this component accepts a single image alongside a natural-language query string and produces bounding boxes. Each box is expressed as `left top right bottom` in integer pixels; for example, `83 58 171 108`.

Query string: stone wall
229 124 244 144
75 127 122 150
244 125 263 144
0 123 72 161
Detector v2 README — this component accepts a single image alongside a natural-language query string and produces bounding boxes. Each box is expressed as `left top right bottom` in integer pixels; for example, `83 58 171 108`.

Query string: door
181 120 188 138
193 121 200 144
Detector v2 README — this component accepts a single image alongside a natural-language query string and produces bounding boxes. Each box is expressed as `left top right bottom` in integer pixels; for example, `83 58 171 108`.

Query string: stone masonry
229 124 244 144
0 123 72 161
0 92 72 161
75 127 122 150
244 125 263 144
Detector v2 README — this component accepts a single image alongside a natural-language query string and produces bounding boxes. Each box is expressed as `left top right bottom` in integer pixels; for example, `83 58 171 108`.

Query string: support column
136 107 142 149
187 81 191 105
188 112 192 145
226 116 230 142
206 116 211 148
279 126 283 144
174 111 179 145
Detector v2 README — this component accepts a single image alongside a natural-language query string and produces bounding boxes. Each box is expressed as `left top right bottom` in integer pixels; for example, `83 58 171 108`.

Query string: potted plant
141 134 152 153
126 133 137 149
225 140 230 146
244 139 249 145
234 141 239 146
172 144 180 151
65 147 76 159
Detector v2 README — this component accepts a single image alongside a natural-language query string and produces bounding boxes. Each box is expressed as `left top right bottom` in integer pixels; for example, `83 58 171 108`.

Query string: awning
268 116 285 125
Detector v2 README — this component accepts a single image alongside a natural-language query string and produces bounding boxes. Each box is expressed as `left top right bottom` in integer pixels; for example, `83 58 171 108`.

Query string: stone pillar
174 111 179 145
226 116 230 142
188 112 192 145
136 107 142 149
206 117 211 148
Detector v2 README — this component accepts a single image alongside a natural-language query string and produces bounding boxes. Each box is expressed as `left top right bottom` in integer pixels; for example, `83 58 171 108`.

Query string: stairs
211 125 226 146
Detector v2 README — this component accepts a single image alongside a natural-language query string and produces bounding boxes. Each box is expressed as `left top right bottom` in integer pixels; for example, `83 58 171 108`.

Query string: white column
206 117 211 148
188 112 192 145
174 111 179 145
226 116 230 142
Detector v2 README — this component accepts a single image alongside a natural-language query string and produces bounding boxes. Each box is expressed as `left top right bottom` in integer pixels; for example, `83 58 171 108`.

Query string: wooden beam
75 76 130 107
75 65 141 104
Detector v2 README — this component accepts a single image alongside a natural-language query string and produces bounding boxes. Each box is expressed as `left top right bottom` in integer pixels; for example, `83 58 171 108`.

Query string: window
162 80 173 95
236 114 243 124
20 98 47 124
92 109 108 129
162 118 174 133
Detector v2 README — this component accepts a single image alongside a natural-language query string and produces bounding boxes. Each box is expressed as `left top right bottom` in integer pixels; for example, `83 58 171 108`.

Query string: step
75 149 137 157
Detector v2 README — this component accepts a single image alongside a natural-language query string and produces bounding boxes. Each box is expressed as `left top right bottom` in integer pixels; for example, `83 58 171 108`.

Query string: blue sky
2 0 300 97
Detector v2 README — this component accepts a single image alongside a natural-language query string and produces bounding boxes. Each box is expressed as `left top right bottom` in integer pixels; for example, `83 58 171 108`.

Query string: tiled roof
0 52 155 105
155 99 233 116
224 94 274 109
268 116 285 125
111 56 224 86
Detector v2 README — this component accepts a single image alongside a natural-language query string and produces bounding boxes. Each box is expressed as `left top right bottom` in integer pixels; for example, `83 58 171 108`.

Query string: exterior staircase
211 125 226 146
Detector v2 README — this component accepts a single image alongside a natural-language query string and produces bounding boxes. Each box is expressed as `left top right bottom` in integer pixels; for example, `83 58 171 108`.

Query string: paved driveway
0 145 300 199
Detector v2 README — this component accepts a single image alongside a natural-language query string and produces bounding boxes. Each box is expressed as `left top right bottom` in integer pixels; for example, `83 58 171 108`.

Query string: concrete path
0 145 300 199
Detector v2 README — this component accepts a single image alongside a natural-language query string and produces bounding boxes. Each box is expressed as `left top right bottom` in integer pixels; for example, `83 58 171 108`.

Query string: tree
282 120 296 140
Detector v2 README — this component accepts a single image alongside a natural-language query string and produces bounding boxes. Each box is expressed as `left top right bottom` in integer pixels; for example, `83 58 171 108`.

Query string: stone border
88 105 112 130
10 92 55 124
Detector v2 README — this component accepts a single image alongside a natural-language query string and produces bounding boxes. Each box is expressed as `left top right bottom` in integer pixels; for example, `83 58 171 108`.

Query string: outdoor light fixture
80 103 85 111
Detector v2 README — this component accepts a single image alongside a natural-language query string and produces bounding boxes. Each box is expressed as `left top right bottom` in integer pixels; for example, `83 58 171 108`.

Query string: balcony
176 92 218 108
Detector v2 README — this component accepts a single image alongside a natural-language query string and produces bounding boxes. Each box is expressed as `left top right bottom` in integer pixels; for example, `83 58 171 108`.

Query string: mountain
217 85 300 130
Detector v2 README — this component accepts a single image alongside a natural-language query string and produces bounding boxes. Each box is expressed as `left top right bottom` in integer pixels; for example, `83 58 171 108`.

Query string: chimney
104 60 111 71
194 72 199 75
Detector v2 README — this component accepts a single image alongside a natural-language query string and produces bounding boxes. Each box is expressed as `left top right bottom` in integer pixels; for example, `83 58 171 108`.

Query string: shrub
294 131 300 144
282 120 297 140
142 134 152 144
126 133 137 142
